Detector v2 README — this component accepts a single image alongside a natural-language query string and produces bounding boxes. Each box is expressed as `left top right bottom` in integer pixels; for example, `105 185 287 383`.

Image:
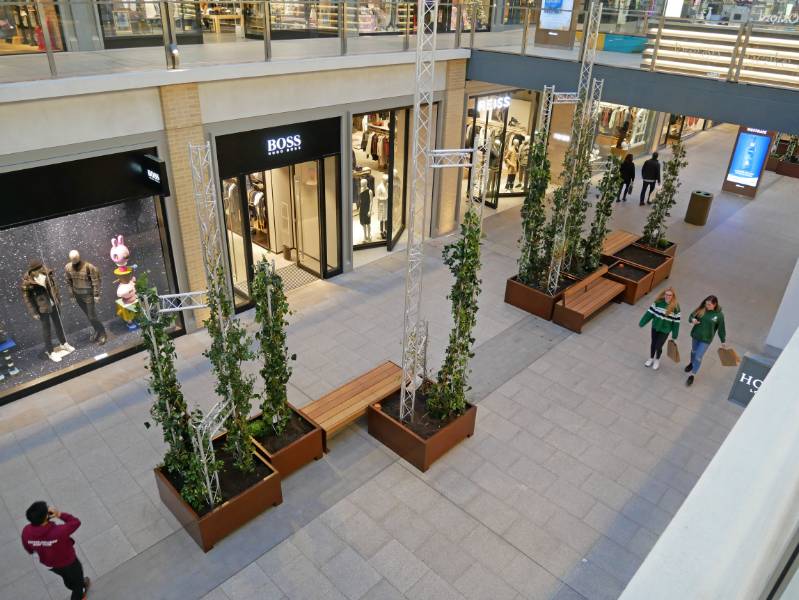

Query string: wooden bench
553 265 625 333
300 361 402 451
602 229 641 257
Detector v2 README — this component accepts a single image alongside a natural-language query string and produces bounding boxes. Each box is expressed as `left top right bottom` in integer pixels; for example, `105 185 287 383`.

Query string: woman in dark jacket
618 154 635 202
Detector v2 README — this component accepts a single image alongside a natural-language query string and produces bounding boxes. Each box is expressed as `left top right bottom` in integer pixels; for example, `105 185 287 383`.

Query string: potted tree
766 133 784 172
776 135 799 178
636 141 687 259
368 206 480 472
148 267 282 553
248 259 323 477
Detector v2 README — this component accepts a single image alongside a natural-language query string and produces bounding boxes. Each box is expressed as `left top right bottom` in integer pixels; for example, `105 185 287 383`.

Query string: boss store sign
216 117 341 179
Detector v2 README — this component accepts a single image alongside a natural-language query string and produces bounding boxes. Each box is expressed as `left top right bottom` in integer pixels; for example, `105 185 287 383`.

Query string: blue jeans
690 339 710 374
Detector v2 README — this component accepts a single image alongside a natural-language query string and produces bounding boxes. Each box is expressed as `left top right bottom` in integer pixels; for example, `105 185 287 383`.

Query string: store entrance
221 155 341 308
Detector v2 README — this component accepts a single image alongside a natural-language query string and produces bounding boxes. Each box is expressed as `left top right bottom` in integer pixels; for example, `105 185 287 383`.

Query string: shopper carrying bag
685 294 727 386
618 153 635 202
639 287 680 371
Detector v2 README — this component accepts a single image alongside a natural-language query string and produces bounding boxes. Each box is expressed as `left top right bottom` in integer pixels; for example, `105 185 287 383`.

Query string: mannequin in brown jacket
65 250 106 344
21 259 73 362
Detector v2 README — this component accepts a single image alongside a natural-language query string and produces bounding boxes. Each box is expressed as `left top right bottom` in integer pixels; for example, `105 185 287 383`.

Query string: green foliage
517 133 551 287
582 156 621 273
562 103 596 274
642 142 687 247
249 418 266 439
204 264 256 474
135 276 209 511
427 207 483 421
252 259 293 436
783 135 799 163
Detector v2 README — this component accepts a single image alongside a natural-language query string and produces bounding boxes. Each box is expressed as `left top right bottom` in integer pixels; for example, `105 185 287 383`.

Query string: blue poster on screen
726 132 770 187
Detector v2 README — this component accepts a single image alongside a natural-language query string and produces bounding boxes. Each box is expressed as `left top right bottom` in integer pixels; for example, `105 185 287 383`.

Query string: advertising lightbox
721 126 775 198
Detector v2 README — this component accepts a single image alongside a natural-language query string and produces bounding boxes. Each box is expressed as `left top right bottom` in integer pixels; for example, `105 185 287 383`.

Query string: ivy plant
783 135 799 163
136 276 210 511
427 206 482 421
642 142 688 248
251 259 294 436
517 133 551 288
204 264 256 474
582 156 621 273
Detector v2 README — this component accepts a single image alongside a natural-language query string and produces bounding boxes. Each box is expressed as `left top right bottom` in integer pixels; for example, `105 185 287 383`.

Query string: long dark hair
624 153 633 164
694 295 721 318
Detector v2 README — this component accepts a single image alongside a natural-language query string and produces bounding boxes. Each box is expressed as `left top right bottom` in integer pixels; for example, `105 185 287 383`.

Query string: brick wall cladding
159 83 210 323
436 59 467 236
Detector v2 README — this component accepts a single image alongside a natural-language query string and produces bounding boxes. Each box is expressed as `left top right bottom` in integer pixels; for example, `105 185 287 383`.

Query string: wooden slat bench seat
553 265 625 333
602 229 641 257
300 361 402 450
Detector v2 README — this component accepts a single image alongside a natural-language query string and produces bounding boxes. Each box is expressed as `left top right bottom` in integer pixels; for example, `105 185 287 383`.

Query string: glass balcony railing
0 0 798 89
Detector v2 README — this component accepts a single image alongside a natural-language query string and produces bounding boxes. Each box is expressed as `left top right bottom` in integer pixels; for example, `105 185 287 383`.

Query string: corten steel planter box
613 244 674 290
766 155 779 172
505 276 576 321
249 406 324 478
154 439 282 553
604 260 655 304
637 240 677 258
776 160 799 178
367 402 477 472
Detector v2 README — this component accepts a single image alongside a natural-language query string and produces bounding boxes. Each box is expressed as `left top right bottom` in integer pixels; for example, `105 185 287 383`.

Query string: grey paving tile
506 456 557 493
379 503 433 552
504 518 581 580
544 507 600 555
470 462 523 501
81 524 136 577
464 490 520 535
415 532 475 585
585 535 643 583
453 563 517 600
563 559 625 600
0 570 50 600
543 451 593 487
476 411 520 443
270 554 346 600
509 430 557 464
292 520 346 567
348 480 399 522
500 553 561 599
362 579 403 600
389 472 441 513
472 433 523 471
368 540 428 594
329 508 391 559
461 524 521 576
0 537 37 588
321 546 381 600
256 539 302 575
544 479 596 519
512 488 558 526
429 467 481 506
580 471 632 512
406 570 464 600
202 589 232 600
221 562 282 600
627 526 659 559
583 502 639 547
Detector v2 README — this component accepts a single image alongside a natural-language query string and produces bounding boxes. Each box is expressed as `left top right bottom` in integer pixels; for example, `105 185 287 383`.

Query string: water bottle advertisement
540 0 574 31
725 131 771 187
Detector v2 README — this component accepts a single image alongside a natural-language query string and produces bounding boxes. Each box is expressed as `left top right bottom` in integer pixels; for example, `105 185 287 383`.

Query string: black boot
684 364 692 373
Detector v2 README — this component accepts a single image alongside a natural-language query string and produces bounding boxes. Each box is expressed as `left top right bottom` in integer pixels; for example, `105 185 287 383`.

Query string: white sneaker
48 352 62 363
652 359 660 370
644 358 653 367
62 343 75 353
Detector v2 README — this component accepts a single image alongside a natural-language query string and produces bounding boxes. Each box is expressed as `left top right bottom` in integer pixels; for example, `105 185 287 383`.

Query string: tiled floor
1 124 798 600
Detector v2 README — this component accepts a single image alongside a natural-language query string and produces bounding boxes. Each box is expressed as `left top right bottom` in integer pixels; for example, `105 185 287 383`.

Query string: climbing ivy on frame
642 142 687 248
582 155 621 273
252 259 294 436
517 132 551 288
136 276 210 511
204 264 256 474
427 206 483 421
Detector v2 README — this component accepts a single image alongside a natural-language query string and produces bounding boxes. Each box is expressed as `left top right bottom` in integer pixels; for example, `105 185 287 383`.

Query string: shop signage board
476 95 511 113
534 0 577 48
0 149 170 229
721 126 775 198
216 117 341 179
728 353 774 408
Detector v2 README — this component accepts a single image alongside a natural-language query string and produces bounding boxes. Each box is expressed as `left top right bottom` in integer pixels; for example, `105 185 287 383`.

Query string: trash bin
685 191 713 226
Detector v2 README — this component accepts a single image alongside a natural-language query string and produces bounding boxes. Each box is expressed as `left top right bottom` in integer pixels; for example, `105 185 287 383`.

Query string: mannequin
504 138 520 190
358 178 373 242
518 136 531 190
65 250 106 345
21 259 74 362
375 174 389 240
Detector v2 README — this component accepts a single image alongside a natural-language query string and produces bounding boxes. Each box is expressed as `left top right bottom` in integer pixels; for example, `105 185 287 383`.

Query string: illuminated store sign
146 169 161 183
266 134 303 156
477 95 511 113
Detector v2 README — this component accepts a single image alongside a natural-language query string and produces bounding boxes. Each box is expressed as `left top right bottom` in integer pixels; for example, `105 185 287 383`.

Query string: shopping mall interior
2 1 799 599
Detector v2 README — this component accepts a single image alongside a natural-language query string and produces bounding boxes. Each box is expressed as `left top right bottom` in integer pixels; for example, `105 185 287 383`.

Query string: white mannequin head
360 179 368 192
69 250 81 265
513 138 520 149
382 174 389 184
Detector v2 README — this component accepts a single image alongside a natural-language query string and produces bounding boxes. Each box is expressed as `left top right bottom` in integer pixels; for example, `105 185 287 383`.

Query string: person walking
640 152 661 206
639 287 680 370
21 502 90 600
618 153 635 202
685 295 727 386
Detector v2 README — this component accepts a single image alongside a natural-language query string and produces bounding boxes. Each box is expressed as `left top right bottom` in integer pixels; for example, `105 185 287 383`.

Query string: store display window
0 2 64 55
216 117 342 309
660 114 707 146
352 109 409 250
463 90 534 209
97 1 202 48
0 150 178 405
595 103 654 158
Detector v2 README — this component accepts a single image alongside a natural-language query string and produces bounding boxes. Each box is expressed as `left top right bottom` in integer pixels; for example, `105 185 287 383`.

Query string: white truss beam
158 291 209 313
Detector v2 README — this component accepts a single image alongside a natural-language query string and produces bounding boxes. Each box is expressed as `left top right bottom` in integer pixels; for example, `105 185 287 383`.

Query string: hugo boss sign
216 117 341 178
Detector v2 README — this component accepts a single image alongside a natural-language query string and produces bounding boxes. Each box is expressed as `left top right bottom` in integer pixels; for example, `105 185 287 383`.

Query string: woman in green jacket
685 294 727 386
639 287 680 371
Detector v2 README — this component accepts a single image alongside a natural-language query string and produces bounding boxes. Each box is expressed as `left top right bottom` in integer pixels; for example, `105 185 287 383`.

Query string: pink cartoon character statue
110 234 139 330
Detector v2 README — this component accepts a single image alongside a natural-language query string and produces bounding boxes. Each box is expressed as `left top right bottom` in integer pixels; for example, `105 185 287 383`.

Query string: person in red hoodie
21 501 90 600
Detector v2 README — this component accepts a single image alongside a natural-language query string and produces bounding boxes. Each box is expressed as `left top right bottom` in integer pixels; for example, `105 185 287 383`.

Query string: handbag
717 346 741 367
666 339 680 363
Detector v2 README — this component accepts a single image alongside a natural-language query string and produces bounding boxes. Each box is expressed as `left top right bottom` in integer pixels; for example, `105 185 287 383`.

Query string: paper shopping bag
666 339 680 363
717 346 741 367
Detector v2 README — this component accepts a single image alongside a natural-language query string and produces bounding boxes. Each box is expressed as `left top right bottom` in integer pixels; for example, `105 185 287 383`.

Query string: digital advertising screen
540 0 574 31
725 130 771 187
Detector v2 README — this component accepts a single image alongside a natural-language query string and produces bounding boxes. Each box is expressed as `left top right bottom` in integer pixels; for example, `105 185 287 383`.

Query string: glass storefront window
0 196 177 402
660 114 707 146
98 1 201 46
595 103 654 158
352 108 408 250
0 2 64 56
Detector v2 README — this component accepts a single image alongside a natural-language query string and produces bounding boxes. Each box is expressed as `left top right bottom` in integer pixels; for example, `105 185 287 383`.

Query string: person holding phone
685 295 727 386
21 502 90 599
639 287 680 370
